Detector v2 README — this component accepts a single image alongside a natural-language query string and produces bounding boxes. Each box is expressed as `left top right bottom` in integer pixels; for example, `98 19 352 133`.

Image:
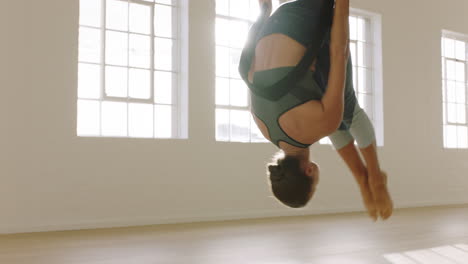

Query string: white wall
1 0 467 234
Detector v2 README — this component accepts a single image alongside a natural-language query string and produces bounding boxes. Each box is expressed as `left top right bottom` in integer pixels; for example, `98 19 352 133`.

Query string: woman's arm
320 0 350 132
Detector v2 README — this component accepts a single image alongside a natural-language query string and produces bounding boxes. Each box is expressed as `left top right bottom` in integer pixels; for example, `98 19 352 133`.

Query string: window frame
441 30 468 149
350 8 384 147
77 0 188 139
320 8 384 147
214 0 280 143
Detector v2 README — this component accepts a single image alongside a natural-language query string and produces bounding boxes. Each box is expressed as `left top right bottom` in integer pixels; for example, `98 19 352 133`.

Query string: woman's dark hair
267 155 313 208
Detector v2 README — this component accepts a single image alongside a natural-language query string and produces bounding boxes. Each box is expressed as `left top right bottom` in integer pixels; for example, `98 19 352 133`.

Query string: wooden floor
1 205 468 264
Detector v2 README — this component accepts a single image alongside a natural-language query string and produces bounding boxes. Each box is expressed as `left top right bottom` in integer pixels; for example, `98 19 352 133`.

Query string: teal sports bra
251 67 324 148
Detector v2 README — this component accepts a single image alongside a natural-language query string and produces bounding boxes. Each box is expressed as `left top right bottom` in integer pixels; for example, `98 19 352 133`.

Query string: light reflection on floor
384 244 468 264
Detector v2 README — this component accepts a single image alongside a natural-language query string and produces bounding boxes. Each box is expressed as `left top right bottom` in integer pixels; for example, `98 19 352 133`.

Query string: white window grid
77 0 183 139
441 30 468 149
215 0 280 143
320 9 384 147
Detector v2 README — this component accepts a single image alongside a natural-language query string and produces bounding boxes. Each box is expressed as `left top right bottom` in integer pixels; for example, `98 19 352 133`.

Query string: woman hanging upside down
238 0 393 220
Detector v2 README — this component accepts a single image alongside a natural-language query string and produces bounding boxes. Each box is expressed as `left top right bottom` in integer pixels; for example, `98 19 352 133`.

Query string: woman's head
267 151 320 208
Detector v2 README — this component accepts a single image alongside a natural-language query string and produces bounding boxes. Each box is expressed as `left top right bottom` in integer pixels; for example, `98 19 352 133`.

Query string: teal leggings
328 102 376 150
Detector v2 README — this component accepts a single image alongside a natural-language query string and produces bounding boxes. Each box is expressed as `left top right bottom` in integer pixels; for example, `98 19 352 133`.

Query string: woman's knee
329 129 354 150
349 108 376 148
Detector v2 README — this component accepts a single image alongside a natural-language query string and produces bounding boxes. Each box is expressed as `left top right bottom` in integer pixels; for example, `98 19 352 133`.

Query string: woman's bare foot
369 171 393 220
357 173 378 221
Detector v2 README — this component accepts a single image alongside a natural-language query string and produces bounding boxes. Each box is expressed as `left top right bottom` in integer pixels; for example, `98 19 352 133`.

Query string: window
214 0 280 143
77 0 185 138
442 31 468 149
321 9 384 146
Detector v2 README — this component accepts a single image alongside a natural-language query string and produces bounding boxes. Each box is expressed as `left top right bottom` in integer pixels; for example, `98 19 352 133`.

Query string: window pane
80 0 102 27
78 0 179 140
357 17 366 41
230 79 248 107
455 62 465 82
457 126 468 148
216 108 230 141
350 42 357 65
79 27 101 63
357 42 371 67
249 0 279 21
105 66 128 97
129 3 151 34
443 102 447 123
446 60 456 80
106 0 128 31
457 104 466 124
229 48 241 78
154 38 173 70
215 0 289 144
230 110 250 142
216 78 230 106
129 103 153 138
216 0 229 16
349 16 357 40
456 82 466 104
106 31 128 66
155 105 172 138
250 115 266 142
77 99 100 136
230 0 250 20
442 57 446 79
215 18 230 46
455 40 466 61
443 38 455 59
216 46 229 77
229 20 249 48
129 34 151 68
446 81 456 102
352 65 357 89
444 125 458 148
357 67 372 94
129 68 151 99
447 103 458 123
154 71 173 104
102 101 128 137
155 4 173 38
249 0 258 21
78 63 101 99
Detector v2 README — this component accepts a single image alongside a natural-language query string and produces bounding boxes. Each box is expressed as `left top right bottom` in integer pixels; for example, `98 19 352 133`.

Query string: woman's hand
258 0 273 18
330 0 350 58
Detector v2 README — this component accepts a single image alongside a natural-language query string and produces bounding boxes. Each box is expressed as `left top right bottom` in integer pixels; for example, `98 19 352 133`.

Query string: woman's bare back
248 34 329 148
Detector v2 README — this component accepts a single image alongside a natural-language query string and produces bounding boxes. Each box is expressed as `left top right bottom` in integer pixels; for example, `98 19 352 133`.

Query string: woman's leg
347 106 393 220
358 142 393 220
328 131 377 220
317 28 392 219
335 140 378 221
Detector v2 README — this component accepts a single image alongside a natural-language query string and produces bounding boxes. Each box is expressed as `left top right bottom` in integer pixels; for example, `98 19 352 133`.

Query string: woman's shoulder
278 99 330 144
